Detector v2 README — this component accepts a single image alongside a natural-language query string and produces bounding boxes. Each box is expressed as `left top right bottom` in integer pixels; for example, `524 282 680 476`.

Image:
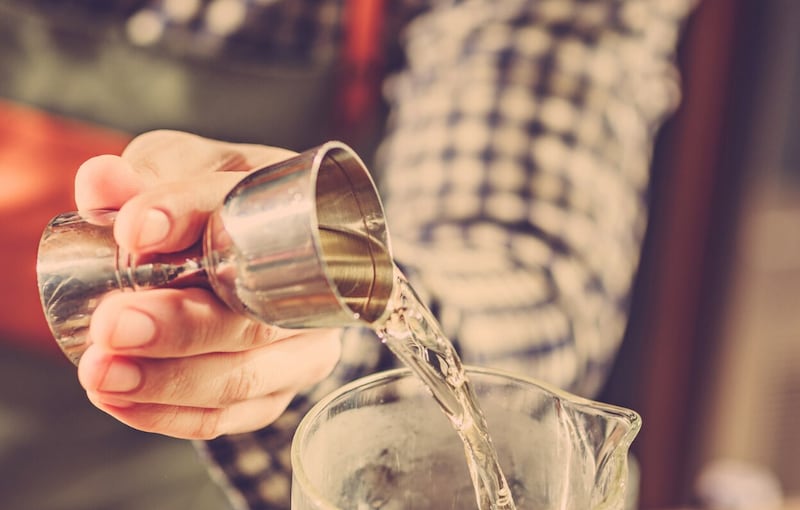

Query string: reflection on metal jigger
36 141 394 365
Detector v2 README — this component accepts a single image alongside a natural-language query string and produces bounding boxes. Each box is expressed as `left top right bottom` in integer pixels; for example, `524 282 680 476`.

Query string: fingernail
111 309 157 349
136 208 171 249
99 359 142 393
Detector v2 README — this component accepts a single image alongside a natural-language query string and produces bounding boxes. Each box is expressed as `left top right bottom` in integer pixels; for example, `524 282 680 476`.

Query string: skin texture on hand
74 130 343 439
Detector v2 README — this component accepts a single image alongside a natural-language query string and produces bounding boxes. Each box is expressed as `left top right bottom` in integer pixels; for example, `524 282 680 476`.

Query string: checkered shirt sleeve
196 1 698 509
379 0 696 396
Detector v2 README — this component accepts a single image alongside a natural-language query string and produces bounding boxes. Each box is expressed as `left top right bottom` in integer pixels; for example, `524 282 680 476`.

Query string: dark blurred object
599 0 800 507
0 0 338 150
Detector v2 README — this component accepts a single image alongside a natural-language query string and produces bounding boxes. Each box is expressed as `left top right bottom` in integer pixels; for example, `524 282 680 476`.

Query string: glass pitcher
291 366 641 510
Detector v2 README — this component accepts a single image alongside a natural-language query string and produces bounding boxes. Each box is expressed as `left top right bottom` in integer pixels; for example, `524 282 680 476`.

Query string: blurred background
599 0 800 508
0 0 798 509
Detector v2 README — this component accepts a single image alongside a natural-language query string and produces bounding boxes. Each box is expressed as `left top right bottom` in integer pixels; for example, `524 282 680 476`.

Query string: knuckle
137 406 183 436
134 405 224 440
191 408 225 440
124 129 183 154
243 321 275 348
161 361 196 402
219 361 258 405
210 149 249 173
121 130 194 177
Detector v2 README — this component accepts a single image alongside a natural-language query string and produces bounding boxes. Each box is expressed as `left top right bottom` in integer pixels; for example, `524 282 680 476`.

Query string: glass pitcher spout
555 388 642 510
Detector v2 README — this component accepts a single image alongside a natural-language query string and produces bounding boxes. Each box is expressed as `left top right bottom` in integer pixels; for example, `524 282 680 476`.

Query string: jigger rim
209 139 395 327
310 140 395 324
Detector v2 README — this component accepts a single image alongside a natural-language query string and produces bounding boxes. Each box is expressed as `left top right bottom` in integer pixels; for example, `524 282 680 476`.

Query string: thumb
74 155 145 211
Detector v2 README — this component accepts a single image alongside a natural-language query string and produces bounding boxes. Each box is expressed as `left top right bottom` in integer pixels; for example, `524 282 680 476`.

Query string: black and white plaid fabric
106 1 696 508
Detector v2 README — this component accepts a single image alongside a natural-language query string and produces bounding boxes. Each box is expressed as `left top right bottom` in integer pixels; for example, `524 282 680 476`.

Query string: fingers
73 130 259 212
80 285 342 438
86 390 296 440
120 130 296 180
78 329 342 439
74 130 299 254
112 171 248 253
79 329 341 407
70 130 318 439
88 288 284 357
74 155 145 211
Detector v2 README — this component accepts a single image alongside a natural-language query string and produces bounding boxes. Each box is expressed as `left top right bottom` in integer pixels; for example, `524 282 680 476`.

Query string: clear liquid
373 266 516 510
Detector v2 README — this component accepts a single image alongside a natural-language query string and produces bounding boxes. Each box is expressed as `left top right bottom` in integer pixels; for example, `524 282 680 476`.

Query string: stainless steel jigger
36 141 395 365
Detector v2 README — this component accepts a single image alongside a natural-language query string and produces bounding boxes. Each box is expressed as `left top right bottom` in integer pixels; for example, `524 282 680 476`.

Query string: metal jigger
36 141 395 365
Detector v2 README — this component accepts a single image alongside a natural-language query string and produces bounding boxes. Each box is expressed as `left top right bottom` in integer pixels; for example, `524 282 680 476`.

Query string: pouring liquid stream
372 266 517 510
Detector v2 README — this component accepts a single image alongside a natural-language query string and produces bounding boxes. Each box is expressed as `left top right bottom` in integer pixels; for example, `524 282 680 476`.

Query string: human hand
73 130 343 439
